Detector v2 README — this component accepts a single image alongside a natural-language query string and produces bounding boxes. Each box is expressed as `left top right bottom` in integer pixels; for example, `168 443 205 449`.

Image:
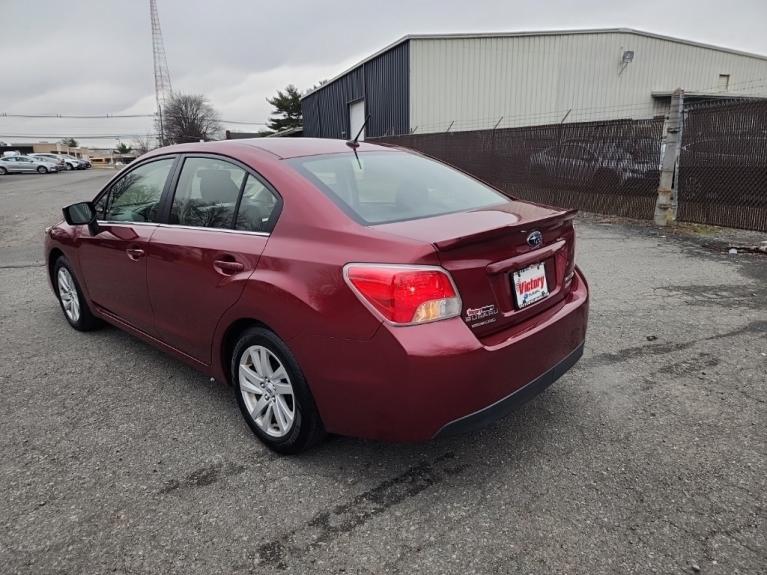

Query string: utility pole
654 88 683 226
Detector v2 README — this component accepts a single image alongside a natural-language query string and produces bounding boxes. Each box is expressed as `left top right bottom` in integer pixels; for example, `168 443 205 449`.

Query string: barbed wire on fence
376 98 767 233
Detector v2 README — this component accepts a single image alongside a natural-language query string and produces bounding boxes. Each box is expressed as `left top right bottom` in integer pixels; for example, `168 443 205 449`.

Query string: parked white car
57 154 90 170
29 153 68 172
0 155 60 174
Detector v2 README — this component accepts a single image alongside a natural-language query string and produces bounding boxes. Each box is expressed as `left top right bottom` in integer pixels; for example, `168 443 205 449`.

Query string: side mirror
63 201 100 235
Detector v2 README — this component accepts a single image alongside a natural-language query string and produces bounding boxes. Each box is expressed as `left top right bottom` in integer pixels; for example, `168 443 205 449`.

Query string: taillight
344 264 462 325
565 234 576 283
562 224 576 285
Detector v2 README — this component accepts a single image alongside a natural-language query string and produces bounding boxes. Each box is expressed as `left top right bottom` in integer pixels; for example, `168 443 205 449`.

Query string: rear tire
53 257 102 331
232 327 325 454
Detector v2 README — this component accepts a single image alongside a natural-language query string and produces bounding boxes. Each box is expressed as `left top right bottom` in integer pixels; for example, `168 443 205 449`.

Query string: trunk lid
376 201 577 336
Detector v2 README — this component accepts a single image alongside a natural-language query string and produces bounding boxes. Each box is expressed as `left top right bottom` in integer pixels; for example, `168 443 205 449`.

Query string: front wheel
232 327 325 454
53 257 102 331
0 166 7 175
65 163 73 171
37 166 47 174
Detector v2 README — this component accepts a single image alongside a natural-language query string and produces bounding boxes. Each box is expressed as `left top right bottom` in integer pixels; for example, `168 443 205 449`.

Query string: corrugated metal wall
301 42 409 139
409 32 767 133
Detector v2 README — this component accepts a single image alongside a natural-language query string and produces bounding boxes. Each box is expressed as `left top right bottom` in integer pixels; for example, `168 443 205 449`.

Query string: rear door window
235 175 280 233
170 157 246 229
289 151 507 224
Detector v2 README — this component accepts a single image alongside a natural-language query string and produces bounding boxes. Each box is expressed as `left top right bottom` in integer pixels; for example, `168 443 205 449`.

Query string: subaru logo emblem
526 231 543 248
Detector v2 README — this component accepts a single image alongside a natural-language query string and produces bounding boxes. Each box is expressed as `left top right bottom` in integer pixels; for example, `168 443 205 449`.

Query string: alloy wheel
57 267 80 322
239 345 296 438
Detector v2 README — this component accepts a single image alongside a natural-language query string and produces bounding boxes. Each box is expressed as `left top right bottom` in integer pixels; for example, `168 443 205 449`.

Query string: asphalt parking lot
0 170 765 574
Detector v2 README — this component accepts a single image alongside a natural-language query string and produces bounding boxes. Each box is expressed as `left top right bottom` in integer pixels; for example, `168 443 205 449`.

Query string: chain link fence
372 100 767 232
678 99 767 231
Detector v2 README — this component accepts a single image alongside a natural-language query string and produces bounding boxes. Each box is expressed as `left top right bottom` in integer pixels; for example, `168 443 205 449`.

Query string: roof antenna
346 114 371 149
346 114 370 169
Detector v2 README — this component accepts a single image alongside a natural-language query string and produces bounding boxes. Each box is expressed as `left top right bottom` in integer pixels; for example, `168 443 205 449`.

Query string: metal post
654 88 683 226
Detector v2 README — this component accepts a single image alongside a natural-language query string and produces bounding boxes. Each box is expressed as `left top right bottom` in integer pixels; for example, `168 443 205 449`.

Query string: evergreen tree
266 85 302 132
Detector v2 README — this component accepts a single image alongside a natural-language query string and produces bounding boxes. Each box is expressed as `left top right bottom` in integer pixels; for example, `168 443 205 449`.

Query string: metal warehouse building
301 28 767 139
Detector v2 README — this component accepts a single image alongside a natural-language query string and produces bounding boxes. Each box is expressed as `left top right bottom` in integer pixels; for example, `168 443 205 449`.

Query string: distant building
225 127 303 139
85 147 138 167
0 142 89 158
301 28 767 139
266 126 303 138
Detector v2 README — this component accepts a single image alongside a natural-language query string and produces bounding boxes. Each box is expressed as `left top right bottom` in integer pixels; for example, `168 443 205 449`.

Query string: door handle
213 259 244 274
126 247 145 260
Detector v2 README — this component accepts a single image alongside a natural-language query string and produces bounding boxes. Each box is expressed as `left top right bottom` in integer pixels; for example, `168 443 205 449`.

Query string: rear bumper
297 269 589 442
434 341 583 437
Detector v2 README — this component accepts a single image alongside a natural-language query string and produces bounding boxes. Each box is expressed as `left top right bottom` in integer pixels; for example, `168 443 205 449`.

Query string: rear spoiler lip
433 209 577 251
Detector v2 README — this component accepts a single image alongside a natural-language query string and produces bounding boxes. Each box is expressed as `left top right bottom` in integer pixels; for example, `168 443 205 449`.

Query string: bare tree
131 134 156 156
159 93 222 145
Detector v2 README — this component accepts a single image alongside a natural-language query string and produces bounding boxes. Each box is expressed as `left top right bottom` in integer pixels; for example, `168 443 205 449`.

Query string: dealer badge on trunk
465 304 497 327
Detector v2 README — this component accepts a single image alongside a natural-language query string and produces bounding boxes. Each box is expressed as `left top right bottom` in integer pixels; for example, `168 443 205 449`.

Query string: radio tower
150 0 173 145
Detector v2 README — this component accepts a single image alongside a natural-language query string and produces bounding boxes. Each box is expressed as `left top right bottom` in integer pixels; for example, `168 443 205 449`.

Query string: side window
104 158 174 222
170 157 246 229
235 174 279 233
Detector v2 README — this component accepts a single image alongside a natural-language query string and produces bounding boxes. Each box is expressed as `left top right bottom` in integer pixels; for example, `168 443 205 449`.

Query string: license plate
512 262 549 308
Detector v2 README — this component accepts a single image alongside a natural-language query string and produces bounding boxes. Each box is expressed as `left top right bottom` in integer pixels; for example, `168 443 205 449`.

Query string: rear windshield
288 151 507 224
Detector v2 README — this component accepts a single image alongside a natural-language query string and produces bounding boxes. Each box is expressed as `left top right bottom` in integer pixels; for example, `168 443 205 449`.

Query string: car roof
159 138 395 160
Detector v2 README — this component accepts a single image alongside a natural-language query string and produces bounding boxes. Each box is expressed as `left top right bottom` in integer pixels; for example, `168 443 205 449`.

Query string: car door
16 156 36 172
10 157 29 172
148 155 279 363
560 145 592 184
0 158 17 173
76 156 176 334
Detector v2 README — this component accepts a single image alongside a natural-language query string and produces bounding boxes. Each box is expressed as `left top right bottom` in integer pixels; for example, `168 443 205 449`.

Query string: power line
0 113 155 119
0 112 268 125
0 134 156 140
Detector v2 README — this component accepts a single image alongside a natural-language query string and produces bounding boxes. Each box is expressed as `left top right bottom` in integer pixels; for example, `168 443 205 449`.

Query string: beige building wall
409 30 767 132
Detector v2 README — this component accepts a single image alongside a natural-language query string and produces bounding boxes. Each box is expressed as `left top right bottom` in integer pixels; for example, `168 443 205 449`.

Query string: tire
65 163 73 171
53 257 103 331
232 327 325 454
37 166 48 174
0 166 6 175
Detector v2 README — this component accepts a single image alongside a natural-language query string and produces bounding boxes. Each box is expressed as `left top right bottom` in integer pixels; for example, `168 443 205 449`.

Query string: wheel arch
48 248 66 290
219 317 279 386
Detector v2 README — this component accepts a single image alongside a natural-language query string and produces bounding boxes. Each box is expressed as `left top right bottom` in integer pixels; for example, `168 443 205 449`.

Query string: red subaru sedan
45 138 588 453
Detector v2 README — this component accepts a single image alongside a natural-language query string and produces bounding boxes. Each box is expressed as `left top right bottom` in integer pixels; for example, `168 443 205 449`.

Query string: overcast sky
1 0 766 147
